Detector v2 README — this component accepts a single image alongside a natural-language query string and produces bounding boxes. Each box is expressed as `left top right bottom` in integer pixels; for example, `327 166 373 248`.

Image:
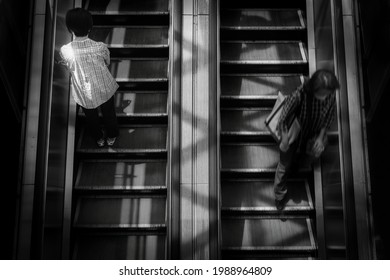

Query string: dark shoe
96 138 105 147
275 195 289 211
106 137 116 146
275 199 285 211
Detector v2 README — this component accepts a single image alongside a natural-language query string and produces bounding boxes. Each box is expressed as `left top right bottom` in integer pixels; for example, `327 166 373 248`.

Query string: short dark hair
65 8 93 37
305 69 340 94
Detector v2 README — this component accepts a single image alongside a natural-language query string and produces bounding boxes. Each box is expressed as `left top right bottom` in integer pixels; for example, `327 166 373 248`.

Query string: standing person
274 69 340 210
60 8 119 147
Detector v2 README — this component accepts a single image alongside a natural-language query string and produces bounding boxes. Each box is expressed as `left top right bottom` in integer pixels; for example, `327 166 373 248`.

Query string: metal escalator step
73 234 166 260
90 26 168 45
89 27 169 58
221 179 313 214
221 217 316 256
110 59 168 90
221 108 274 141
221 108 271 132
78 91 168 122
88 0 169 26
110 59 168 80
74 195 166 227
221 143 312 178
220 41 307 73
75 159 166 193
221 73 304 98
87 0 169 14
221 143 279 170
221 9 305 29
221 0 306 9
221 41 307 63
113 91 167 115
77 125 167 156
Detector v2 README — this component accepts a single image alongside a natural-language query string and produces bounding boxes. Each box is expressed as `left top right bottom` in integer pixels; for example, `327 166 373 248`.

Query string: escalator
70 0 170 259
219 0 317 259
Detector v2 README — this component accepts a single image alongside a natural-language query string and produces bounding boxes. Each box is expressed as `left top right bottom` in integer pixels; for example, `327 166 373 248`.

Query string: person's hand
279 124 289 152
312 136 324 156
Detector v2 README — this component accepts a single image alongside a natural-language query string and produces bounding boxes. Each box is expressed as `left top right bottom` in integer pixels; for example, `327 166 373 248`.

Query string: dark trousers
274 140 300 201
82 96 118 141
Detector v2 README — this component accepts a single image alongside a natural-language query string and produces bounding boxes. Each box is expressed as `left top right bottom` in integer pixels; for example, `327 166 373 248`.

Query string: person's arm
279 124 290 152
277 89 301 151
313 97 336 153
277 91 299 130
100 43 110 66
58 46 69 66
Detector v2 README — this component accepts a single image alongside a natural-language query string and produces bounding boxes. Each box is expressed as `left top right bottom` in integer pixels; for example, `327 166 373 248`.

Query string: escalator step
77 125 167 156
77 91 168 122
221 143 312 178
221 9 305 29
221 0 306 9
87 0 169 14
221 108 271 132
90 26 168 46
221 143 279 170
221 74 304 97
221 217 316 255
110 59 168 90
221 179 313 214
73 234 166 260
110 59 168 80
220 9 306 40
74 195 166 227
75 159 166 192
221 108 274 142
88 0 169 26
221 41 307 63
221 41 307 73
90 26 169 57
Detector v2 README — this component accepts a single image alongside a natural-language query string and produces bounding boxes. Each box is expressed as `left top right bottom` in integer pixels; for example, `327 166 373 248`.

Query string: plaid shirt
278 86 336 148
60 38 119 109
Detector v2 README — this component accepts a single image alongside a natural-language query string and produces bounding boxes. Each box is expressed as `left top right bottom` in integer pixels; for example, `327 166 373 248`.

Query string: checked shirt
278 86 336 149
60 38 119 109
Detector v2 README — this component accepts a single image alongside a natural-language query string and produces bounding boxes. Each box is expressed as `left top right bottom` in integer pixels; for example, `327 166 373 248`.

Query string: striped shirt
278 85 336 149
60 38 119 109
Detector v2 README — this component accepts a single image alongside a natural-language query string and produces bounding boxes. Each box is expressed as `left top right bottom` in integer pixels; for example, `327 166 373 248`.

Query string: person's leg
81 106 104 142
100 96 118 139
274 140 299 201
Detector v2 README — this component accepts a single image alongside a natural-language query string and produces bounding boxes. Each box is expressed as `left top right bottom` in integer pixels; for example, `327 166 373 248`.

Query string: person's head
65 8 93 37
304 69 340 100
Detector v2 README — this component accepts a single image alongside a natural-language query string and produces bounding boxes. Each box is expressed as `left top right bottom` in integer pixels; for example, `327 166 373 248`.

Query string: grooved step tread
221 74 304 97
87 0 169 13
222 217 316 251
77 126 167 152
220 41 307 63
74 196 166 225
221 180 313 212
75 160 166 190
110 59 168 80
221 108 272 132
221 9 305 29
78 92 168 118
73 235 166 260
221 0 306 9
221 144 279 170
90 27 168 46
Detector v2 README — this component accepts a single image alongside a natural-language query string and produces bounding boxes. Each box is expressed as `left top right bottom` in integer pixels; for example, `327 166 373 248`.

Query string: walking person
60 7 119 147
274 69 340 210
